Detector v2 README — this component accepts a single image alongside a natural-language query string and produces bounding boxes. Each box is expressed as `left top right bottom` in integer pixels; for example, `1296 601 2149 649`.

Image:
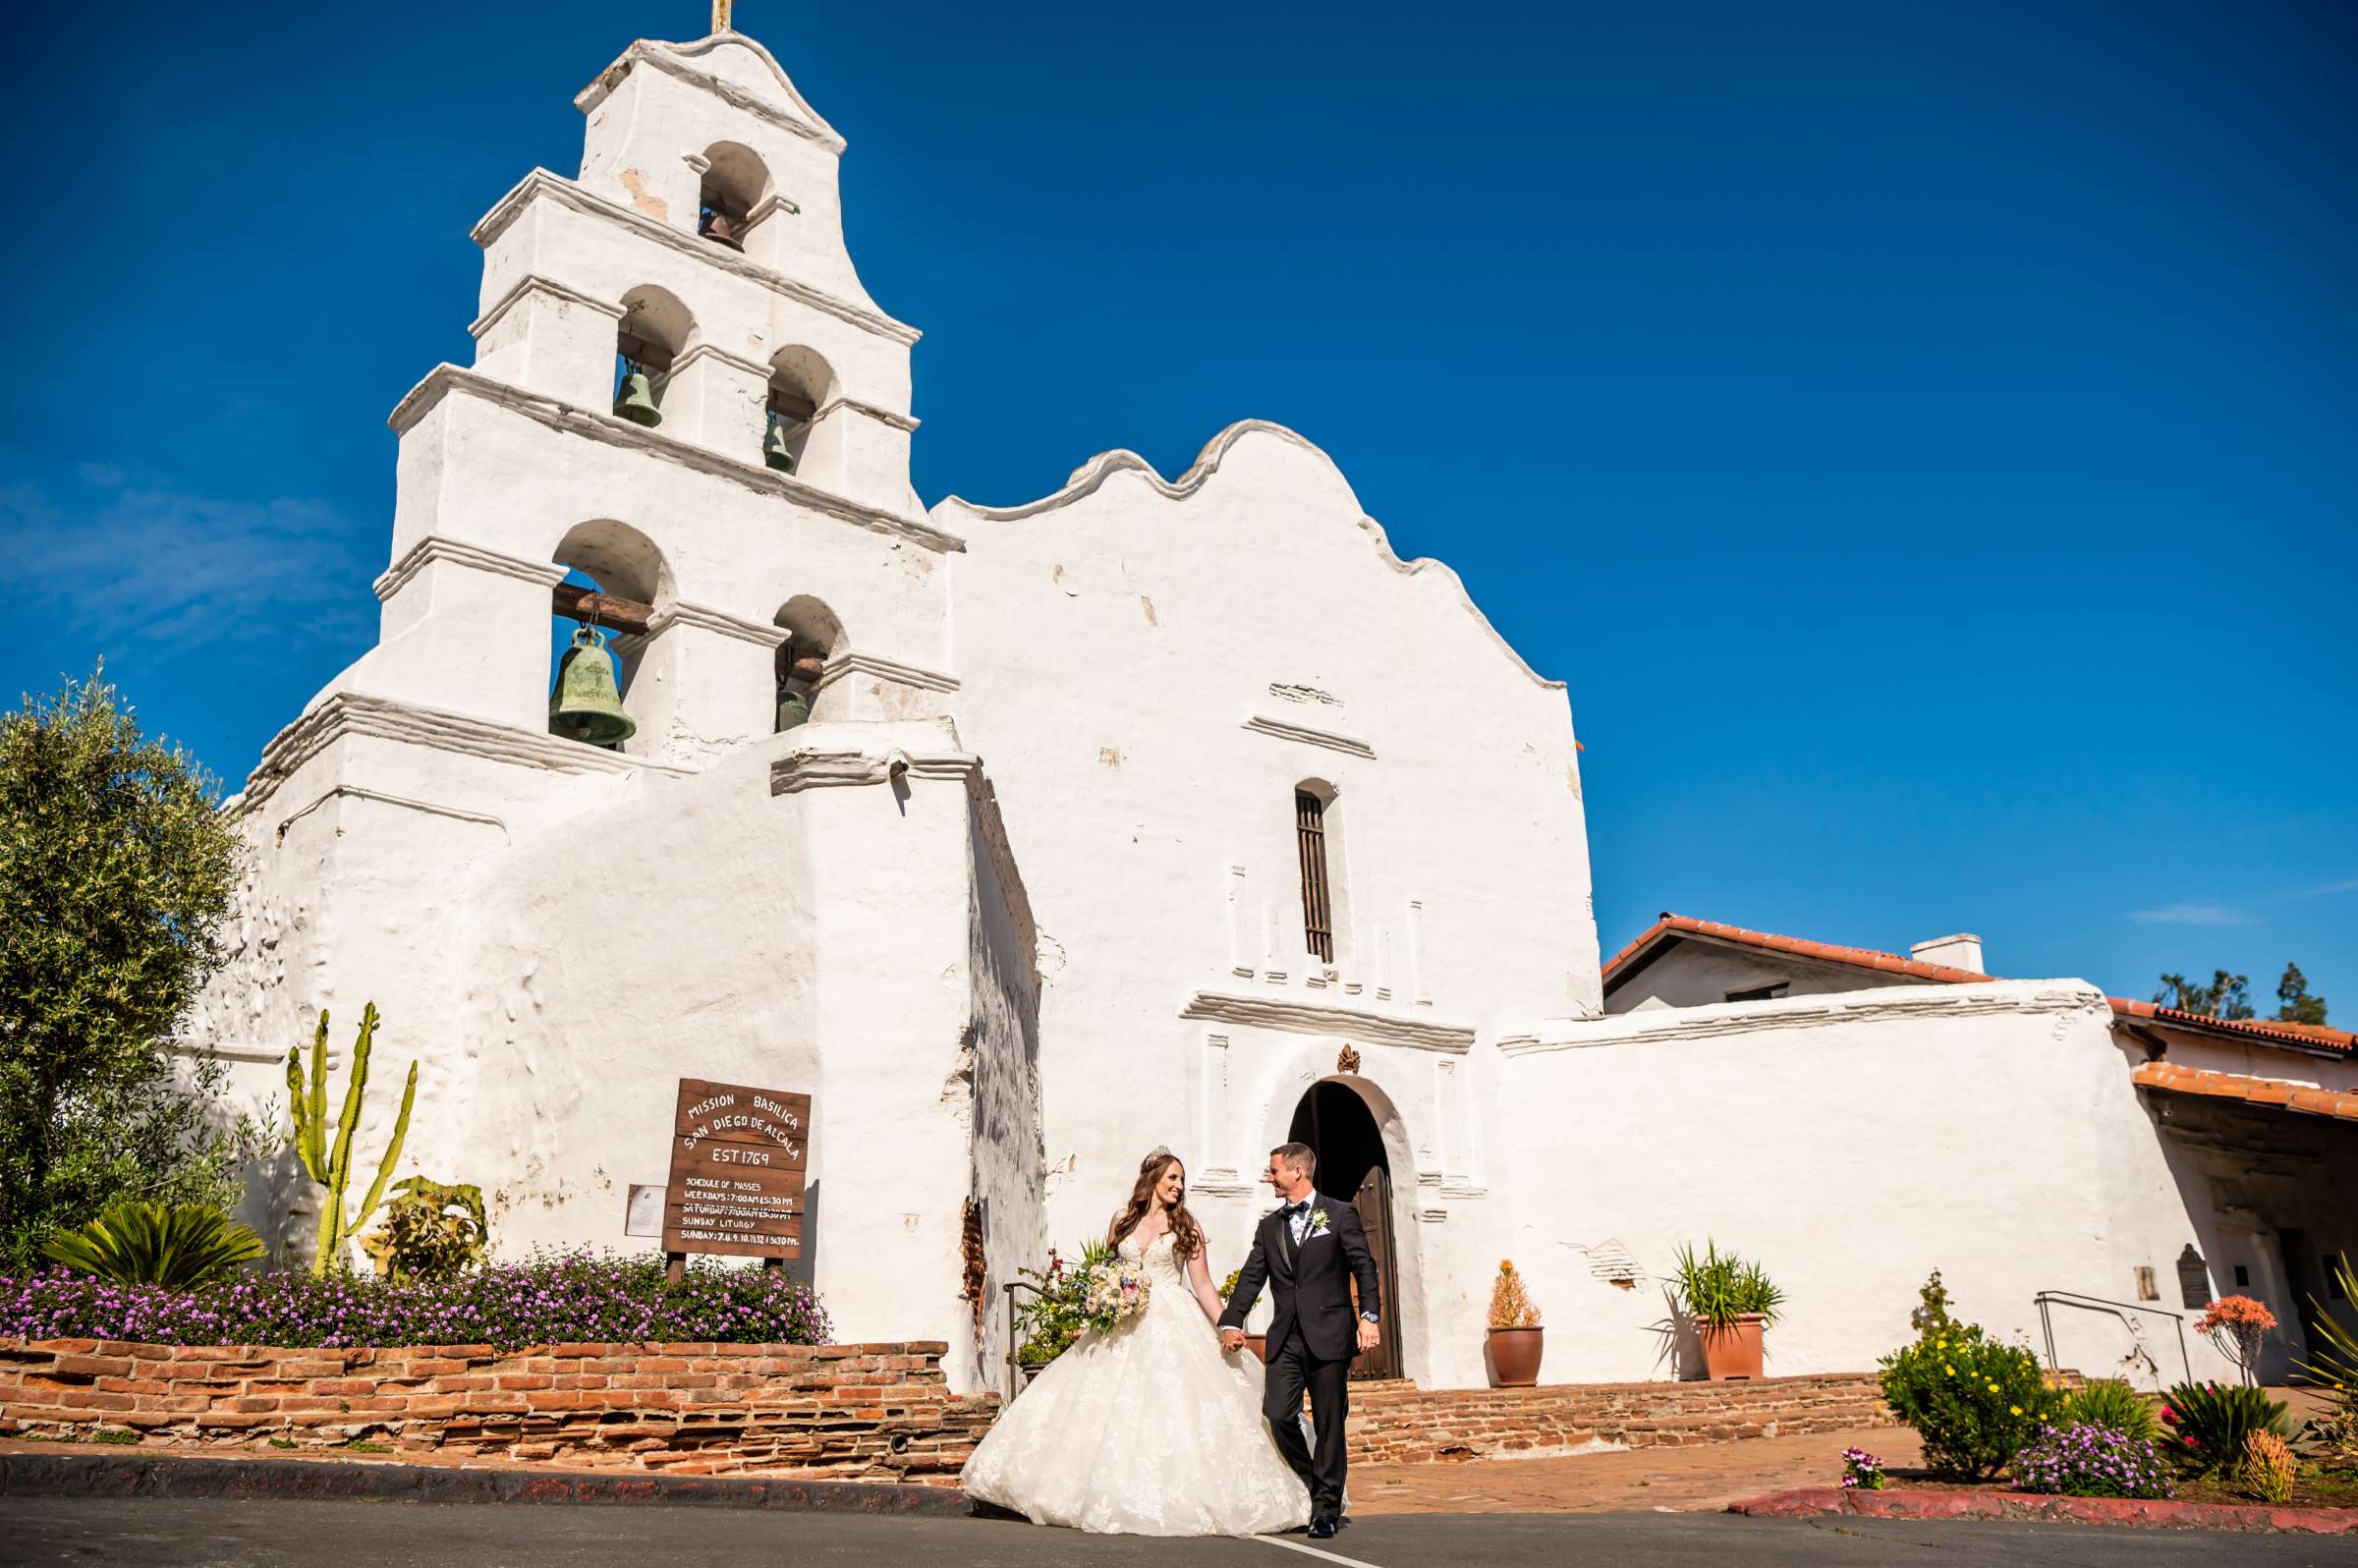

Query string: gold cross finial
711 1 733 32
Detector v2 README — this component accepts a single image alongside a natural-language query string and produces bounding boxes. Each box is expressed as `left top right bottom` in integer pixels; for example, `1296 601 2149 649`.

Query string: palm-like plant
1672 1241 1784 1328
42 1201 265 1287
2299 1252 2358 1456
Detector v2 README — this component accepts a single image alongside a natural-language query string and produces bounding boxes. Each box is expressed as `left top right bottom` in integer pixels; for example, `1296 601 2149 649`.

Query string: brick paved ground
1349 1422 1926 1514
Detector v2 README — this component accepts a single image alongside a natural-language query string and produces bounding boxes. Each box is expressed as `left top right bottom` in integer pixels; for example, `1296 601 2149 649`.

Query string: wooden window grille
1296 790 1333 964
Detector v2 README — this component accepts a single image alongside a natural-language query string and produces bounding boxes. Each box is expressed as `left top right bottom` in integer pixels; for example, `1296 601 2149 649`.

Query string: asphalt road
7 1500 2358 1568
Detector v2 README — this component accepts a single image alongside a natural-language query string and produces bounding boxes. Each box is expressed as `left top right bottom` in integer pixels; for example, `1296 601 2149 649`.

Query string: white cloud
6 471 371 649
2130 903 2251 927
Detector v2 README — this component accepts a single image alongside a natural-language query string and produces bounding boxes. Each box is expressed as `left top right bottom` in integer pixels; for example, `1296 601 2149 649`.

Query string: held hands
1219 1328 1247 1353
1357 1318 1381 1353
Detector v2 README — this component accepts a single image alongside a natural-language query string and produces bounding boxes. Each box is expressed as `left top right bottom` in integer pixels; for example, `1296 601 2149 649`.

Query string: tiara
1144 1145 1177 1163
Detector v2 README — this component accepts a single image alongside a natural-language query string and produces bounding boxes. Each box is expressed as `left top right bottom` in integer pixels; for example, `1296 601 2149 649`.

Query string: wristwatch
1360 1312 1379 1322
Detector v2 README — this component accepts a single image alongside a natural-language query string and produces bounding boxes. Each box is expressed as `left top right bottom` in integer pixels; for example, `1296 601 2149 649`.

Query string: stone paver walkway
1350 1422 1924 1515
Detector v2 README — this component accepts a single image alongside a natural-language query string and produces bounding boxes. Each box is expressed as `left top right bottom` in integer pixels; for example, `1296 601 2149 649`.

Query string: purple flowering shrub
2010 1421 2175 1499
0 1249 830 1350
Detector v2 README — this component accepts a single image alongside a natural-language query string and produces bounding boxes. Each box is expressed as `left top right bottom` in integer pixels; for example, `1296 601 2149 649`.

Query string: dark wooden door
1350 1165 1403 1380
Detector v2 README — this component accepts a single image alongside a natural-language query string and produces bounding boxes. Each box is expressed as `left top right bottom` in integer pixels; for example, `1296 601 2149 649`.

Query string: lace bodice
1119 1228 1190 1291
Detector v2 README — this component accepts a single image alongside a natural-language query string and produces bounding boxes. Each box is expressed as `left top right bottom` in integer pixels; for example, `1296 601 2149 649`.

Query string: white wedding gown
960 1231 1313 1536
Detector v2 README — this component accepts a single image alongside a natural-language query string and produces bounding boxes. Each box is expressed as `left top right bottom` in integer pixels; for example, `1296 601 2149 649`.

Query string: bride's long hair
1108 1148 1204 1260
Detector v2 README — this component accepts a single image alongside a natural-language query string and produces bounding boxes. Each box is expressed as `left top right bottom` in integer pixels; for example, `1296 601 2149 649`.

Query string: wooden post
665 1252 686 1284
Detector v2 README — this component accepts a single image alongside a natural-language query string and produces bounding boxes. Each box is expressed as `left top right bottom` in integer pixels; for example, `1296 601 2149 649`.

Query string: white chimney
1910 933 1985 975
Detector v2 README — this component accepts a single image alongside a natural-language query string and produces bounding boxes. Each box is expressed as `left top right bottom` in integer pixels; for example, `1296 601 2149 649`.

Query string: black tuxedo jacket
1217 1194 1381 1361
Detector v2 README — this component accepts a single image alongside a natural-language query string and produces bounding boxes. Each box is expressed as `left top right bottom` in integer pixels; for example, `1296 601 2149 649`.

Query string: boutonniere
1306 1208 1331 1237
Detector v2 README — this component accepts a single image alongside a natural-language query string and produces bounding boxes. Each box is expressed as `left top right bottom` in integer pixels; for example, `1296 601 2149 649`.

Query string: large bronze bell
762 411 798 474
613 364 663 428
549 626 636 747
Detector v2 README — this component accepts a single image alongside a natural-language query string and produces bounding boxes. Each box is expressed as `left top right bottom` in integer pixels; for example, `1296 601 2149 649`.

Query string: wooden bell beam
551 583 653 636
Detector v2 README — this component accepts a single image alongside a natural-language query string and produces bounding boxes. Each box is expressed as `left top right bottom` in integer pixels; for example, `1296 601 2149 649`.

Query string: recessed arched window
770 594 845 732
763 345 835 476
549 519 671 755
612 286 693 429
697 140 769 251
1296 786 1336 964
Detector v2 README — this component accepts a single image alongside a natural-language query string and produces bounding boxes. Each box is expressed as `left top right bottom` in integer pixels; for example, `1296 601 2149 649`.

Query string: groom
1219 1143 1381 1540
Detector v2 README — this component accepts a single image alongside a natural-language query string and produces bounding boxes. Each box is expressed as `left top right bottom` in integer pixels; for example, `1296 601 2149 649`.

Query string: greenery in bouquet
1013 1239 1115 1365
1082 1254 1151 1333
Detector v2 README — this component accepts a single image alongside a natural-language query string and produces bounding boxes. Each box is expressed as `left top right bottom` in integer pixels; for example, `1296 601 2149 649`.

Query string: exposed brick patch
1730 1485 2358 1536
1344 1373 1895 1465
0 1339 996 1486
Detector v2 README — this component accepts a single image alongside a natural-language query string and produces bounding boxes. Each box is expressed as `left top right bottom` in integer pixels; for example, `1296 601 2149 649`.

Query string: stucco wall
934 423 1597 1384
1496 981 2249 1388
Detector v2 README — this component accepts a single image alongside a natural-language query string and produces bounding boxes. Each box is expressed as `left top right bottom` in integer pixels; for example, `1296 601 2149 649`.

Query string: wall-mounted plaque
661 1078 811 1261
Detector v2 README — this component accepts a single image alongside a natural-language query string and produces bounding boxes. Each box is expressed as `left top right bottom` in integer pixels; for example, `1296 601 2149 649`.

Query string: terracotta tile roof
2106 997 2355 1056
2132 1060 2358 1121
1600 913 1993 989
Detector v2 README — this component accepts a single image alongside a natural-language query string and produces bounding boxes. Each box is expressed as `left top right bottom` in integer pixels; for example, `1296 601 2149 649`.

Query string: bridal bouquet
1080 1255 1151 1334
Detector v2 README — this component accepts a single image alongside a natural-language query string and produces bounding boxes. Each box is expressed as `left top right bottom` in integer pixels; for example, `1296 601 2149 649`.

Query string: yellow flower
1987 1383 2000 1394
2010 1406 2022 1416
1943 1365 1955 1375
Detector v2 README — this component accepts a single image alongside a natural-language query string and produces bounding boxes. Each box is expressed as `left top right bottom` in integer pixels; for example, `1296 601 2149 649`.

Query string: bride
960 1148 1313 1536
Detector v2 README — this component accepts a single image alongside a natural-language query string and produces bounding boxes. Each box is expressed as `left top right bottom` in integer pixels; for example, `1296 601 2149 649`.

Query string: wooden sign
661 1078 811 1263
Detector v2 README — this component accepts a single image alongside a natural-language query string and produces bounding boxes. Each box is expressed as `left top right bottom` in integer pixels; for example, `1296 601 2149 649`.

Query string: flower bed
0 1251 829 1351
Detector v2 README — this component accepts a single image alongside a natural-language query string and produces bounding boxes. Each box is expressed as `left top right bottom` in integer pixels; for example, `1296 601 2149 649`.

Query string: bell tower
471 27 922 515
351 22 951 762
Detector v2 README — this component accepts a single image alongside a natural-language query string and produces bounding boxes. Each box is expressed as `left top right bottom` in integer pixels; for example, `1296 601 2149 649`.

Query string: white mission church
195 23 2356 1397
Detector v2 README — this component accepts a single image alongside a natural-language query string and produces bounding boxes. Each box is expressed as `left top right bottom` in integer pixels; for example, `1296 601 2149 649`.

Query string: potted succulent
1218 1268 1267 1363
1674 1241 1782 1380
1487 1260 1544 1386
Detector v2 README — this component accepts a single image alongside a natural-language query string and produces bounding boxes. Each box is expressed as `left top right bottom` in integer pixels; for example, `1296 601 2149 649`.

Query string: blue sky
5 2 2352 1015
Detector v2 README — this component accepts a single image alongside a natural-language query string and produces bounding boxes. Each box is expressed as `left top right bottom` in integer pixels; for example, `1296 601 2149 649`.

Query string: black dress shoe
1308 1516 1338 1540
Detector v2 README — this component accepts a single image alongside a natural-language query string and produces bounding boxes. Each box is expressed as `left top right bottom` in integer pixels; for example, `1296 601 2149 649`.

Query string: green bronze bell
762 411 798 474
613 364 663 428
774 686 812 733
549 627 636 747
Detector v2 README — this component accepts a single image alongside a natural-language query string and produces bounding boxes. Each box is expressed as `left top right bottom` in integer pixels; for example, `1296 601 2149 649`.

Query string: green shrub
2161 1381 2290 1475
1879 1273 2070 1480
1672 1241 1783 1329
0 672 266 1274
42 1201 264 1288
2064 1378 2159 1444
360 1177 488 1284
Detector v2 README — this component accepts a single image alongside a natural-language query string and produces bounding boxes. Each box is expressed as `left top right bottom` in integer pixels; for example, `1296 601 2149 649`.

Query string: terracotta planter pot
1696 1314 1766 1380
1246 1334 1268 1365
1488 1325 1544 1387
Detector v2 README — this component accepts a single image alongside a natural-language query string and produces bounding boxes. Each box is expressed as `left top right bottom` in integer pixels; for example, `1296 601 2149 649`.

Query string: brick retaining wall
1346 1372 1895 1464
0 1339 998 1484
3 1337 1895 1483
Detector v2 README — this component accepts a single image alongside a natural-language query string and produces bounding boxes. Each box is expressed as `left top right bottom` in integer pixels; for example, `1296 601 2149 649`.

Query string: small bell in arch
549 626 637 747
613 364 663 428
762 410 799 474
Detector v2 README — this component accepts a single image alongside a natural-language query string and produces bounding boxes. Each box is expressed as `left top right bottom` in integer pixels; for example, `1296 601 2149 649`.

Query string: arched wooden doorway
1288 1080 1403 1381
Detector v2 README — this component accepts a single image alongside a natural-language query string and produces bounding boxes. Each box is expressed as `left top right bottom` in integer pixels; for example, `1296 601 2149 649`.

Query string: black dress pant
1262 1325 1350 1516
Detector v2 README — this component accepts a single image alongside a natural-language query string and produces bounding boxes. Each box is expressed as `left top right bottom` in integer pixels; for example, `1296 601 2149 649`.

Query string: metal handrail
1002 1279 1046 1401
2033 1290 2192 1386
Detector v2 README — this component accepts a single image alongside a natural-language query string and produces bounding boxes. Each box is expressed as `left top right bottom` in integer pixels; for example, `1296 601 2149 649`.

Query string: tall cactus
287 1003 419 1275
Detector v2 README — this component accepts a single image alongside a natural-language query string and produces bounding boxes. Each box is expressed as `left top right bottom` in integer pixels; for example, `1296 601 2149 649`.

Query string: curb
0 1452 974 1516
1728 1486 2358 1536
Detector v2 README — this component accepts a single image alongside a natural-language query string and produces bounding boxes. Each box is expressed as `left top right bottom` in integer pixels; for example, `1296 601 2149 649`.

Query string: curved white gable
935 419 1565 693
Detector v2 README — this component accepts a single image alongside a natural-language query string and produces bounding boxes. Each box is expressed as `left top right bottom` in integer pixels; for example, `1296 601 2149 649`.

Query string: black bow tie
1282 1201 1307 1216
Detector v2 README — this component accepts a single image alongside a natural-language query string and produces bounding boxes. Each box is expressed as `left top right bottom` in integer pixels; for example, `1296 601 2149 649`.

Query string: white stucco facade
191 25 2352 1397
